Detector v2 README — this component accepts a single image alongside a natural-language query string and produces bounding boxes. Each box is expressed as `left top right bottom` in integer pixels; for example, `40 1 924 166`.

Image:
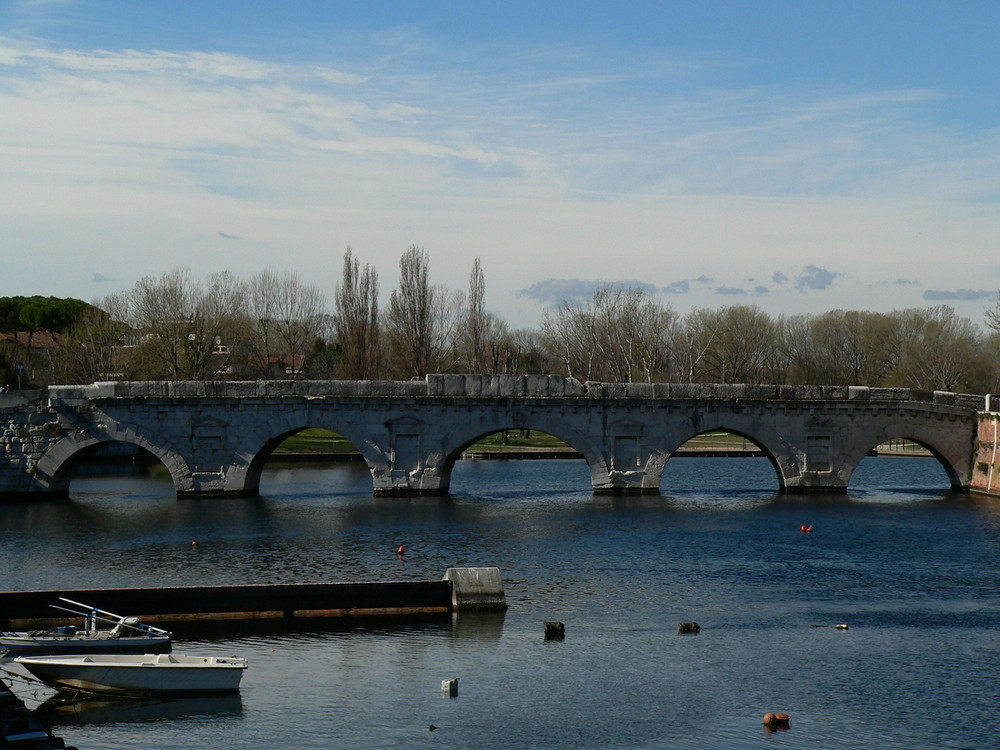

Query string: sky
1 0 999 329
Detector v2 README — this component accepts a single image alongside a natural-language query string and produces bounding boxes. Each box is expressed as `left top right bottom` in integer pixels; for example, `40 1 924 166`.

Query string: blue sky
2 0 999 327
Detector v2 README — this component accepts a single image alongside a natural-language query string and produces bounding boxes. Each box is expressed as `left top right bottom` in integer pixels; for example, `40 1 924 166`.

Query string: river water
1 456 998 750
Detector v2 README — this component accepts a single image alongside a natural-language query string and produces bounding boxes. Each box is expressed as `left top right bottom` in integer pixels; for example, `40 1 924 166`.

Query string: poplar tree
333 248 381 379
385 245 435 378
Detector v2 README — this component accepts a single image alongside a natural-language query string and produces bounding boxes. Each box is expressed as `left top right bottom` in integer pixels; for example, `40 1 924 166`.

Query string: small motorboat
14 653 249 697
0 598 171 654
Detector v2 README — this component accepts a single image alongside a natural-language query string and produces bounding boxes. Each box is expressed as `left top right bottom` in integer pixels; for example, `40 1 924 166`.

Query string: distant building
0 329 63 349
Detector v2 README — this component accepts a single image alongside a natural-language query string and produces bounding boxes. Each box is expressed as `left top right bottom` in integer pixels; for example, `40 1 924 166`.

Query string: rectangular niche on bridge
613 436 641 470
806 435 831 472
393 435 420 475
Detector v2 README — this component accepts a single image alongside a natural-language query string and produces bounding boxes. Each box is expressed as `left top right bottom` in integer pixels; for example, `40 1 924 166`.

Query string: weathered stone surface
624 383 655 398
0 378 985 499
444 567 507 611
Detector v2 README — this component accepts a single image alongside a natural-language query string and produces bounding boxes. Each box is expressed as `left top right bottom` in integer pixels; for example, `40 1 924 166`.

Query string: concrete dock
0 568 506 627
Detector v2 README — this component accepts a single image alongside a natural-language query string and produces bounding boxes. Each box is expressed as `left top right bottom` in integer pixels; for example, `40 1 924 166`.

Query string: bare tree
986 292 1000 333
677 307 723 383
465 258 487 372
681 305 776 383
384 246 435 378
541 298 600 381
333 248 381 379
270 271 327 380
127 267 240 380
595 286 677 382
242 268 280 378
541 285 676 382
894 306 984 392
56 292 134 383
429 284 466 373
807 310 900 385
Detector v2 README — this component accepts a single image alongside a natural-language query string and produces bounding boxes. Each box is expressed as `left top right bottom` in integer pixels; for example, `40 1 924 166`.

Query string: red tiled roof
0 330 63 348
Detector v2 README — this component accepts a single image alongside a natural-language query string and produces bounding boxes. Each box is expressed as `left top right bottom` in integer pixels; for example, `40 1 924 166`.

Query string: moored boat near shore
0 598 171 654
14 653 248 697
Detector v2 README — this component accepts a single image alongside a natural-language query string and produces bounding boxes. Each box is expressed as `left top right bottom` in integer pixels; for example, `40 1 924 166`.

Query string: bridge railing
40 376 988 411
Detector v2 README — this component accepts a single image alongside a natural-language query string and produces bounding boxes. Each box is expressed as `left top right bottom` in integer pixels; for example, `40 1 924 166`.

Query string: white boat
14 653 249 697
0 598 171 654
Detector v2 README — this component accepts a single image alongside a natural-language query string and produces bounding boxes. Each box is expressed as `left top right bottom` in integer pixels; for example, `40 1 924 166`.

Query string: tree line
3 247 1000 395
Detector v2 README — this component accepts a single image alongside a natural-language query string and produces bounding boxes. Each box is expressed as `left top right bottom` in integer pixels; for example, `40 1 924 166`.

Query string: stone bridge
0 375 989 500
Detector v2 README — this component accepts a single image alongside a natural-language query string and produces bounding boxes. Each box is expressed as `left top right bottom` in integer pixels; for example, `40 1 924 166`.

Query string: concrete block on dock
444 567 507 611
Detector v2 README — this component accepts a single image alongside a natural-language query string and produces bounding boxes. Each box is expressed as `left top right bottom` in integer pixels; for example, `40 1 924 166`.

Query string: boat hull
1 634 171 654
15 654 247 697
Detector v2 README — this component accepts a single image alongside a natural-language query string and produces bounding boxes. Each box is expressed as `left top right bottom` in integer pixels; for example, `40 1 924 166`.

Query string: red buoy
763 712 791 728
397 544 405 556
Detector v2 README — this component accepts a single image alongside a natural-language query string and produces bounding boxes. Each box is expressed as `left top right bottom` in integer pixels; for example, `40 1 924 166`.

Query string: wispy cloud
922 289 995 301
0 39 367 83
713 285 769 297
1 27 999 329
518 278 660 305
662 280 690 294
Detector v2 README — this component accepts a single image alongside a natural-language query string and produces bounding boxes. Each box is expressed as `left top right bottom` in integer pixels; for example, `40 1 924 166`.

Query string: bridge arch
227 409 387 496
35 427 192 496
663 426 794 491
437 420 609 494
840 432 965 491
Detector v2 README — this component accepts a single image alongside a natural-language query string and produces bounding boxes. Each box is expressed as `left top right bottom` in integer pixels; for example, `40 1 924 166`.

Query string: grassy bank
274 428 766 454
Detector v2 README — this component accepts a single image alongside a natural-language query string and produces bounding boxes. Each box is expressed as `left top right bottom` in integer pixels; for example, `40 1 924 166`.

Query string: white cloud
0 36 998 330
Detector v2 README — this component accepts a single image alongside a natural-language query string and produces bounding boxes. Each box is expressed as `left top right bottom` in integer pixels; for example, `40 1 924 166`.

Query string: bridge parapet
43 376 985 410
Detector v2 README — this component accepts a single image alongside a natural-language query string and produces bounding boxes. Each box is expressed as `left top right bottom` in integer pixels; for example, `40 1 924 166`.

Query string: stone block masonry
971 412 1000 497
0 376 987 499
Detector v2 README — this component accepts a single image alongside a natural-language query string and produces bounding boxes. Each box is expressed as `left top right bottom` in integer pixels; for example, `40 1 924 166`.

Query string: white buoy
836 623 849 630
441 678 459 697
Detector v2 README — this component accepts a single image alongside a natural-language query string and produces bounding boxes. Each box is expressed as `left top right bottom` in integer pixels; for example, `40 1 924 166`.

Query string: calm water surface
1 456 998 749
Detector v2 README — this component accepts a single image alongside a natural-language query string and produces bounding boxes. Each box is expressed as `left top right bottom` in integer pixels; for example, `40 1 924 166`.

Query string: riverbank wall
0 568 506 627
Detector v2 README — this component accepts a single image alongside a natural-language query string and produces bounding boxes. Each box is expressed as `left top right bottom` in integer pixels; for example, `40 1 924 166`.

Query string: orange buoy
763 712 791 727
800 525 808 532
